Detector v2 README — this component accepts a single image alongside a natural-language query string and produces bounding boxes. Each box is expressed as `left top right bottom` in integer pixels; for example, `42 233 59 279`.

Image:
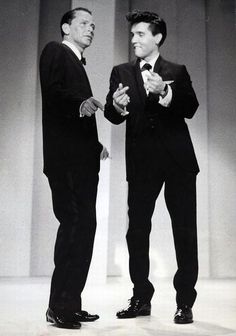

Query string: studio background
0 0 235 289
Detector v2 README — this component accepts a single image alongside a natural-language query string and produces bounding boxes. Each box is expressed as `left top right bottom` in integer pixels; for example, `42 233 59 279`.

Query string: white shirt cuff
113 100 129 116
159 85 172 107
79 100 86 117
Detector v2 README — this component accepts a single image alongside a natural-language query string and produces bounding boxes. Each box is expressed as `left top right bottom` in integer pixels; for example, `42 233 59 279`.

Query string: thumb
118 83 123 90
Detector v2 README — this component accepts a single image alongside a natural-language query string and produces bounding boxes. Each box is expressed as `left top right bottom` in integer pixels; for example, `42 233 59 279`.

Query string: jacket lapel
153 55 163 74
62 43 92 95
62 43 85 68
154 56 174 82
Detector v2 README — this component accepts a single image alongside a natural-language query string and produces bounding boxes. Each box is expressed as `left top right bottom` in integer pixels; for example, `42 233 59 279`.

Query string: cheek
145 40 153 49
74 27 82 36
140 43 149 54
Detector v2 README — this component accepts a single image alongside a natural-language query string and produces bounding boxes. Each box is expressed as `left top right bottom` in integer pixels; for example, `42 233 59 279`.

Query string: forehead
131 22 151 33
73 10 93 22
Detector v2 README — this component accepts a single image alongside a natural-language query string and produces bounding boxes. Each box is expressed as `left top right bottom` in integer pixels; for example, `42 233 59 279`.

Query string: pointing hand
113 83 130 109
81 97 104 117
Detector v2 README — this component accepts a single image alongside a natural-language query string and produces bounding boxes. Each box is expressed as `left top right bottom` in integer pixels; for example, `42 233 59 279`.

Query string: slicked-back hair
126 10 167 46
60 7 92 37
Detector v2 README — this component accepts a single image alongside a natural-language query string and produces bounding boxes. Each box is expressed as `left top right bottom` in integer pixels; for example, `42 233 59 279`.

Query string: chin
134 50 144 59
83 39 92 46
134 52 141 58
83 42 91 49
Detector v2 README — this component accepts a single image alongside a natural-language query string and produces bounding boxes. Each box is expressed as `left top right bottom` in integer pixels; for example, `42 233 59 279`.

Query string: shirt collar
62 40 82 61
139 53 160 71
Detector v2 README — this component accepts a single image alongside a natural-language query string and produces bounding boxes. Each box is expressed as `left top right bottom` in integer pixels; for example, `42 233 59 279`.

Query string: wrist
113 100 129 116
160 84 168 98
79 100 86 117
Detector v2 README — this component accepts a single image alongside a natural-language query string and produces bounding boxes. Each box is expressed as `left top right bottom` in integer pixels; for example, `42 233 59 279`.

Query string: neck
143 50 159 63
63 37 84 54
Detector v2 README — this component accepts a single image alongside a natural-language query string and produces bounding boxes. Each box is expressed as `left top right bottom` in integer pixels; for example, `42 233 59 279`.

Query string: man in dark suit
104 10 199 324
40 7 108 329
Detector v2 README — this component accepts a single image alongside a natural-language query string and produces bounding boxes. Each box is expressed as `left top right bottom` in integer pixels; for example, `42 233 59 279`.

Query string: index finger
117 86 129 95
92 99 104 111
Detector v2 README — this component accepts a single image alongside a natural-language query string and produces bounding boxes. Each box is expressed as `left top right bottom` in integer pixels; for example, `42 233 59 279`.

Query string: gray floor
0 277 235 336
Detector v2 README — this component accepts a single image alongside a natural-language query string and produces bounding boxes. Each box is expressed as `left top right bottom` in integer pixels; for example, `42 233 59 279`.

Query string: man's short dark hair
126 10 167 46
60 7 92 37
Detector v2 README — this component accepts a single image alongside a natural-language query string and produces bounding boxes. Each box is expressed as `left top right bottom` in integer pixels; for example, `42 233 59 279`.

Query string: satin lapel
153 56 174 83
62 44 84 67
62 44 92 95
153 55 163 75
133 59 147 106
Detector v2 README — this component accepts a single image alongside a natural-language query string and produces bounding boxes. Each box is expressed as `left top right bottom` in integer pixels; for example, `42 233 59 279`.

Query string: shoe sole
117 310 151 319
174 319 193 324
46 315 81 329
137 311 151 317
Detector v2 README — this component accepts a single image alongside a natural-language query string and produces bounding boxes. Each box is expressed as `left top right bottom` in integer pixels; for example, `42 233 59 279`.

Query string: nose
88 25 94 34
131 35 137 44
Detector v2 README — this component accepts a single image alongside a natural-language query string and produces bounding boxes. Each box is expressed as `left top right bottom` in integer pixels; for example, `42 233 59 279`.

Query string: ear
155 33 163 46
62 23 70 35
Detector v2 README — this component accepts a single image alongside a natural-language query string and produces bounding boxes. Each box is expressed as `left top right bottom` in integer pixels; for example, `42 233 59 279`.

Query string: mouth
133 46 142 54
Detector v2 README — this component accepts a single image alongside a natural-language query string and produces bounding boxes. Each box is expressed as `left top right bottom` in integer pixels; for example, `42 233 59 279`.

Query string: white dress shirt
113 54 173 116
62 40 83 61
140 55 172 107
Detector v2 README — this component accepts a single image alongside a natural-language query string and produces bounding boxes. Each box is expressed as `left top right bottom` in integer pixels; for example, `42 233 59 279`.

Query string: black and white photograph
0 0 235 335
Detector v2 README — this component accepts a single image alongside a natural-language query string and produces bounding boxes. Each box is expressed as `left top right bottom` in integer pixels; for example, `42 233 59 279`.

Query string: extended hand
144 72 166 95
113 83 130 109
81 97 104 117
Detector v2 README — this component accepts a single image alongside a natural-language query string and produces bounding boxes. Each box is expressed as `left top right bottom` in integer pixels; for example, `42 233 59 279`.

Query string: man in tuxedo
40 7 108 329
104 10 199 324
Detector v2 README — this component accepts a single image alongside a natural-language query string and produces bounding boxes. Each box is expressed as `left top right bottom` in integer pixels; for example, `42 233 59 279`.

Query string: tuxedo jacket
40 41 102 176
104 56 200 181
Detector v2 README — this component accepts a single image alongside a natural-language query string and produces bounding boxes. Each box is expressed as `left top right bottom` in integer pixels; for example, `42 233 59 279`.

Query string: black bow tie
141 63 152 71
81 57 86 65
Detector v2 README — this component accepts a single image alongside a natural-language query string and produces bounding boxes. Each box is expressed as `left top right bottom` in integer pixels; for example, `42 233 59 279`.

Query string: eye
80 21 87 26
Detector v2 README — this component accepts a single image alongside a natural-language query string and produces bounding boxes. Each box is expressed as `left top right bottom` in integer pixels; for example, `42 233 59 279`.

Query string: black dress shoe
174 305 193 324
46 308 81 329
116 298 151 319
75 310 99 322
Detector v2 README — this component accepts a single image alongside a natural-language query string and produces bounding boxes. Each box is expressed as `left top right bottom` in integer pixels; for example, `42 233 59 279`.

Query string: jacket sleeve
169 65 199 119
148 65 199 119
104 67 128 125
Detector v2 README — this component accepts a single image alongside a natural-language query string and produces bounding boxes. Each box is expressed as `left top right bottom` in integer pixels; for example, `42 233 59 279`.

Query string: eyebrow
131 30 145 34
80 19 95 29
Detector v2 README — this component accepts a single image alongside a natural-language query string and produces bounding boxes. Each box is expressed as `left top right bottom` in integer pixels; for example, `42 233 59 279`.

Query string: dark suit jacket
104 56 199 181
40 41 102 176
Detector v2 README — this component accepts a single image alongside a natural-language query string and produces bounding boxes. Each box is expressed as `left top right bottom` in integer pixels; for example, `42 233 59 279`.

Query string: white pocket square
164 80 174 85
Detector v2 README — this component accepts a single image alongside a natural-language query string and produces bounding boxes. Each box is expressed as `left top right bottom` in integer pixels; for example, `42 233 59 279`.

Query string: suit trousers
47 167 98 312
127 139 198 307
